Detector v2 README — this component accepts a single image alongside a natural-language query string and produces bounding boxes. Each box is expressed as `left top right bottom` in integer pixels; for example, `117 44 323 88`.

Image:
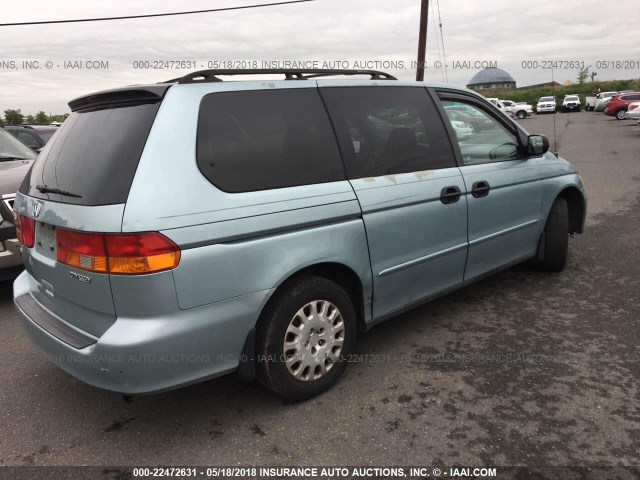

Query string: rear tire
256 275 357 401
538 197 569 272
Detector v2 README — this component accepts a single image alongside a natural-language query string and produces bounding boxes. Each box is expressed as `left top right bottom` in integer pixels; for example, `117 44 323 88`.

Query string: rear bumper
624 110 640 120
13 270 271 394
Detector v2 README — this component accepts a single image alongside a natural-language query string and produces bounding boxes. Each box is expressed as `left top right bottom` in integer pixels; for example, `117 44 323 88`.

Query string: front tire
256 275 357 401
516 110 527 119
538 197 569 272
616 109 626 120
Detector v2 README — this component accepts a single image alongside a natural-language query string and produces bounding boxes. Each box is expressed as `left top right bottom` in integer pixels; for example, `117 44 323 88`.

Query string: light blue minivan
13 69 586 400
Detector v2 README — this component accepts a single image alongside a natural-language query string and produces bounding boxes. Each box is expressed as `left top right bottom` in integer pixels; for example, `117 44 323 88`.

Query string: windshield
540 97 555 102
0 129 37 160
565 96 579 101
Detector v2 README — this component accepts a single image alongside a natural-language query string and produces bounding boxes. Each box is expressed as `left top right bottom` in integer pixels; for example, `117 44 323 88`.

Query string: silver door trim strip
378 242 468 277
469 218 539 247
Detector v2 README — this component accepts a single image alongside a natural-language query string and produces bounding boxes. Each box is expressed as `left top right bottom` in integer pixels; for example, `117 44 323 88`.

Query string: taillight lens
15 213 35 248
56 229 180 275
105 233 181 274
629 104 639 111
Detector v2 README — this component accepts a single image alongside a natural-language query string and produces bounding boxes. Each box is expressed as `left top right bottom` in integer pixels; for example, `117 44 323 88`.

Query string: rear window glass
20 102 160 205
196 89 345 192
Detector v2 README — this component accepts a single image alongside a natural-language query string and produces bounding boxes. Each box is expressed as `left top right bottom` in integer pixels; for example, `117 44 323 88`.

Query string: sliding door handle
472 180 491 198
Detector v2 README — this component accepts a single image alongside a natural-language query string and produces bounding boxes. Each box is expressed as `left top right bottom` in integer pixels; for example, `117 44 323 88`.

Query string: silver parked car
0 128 36 279
13 69 587 400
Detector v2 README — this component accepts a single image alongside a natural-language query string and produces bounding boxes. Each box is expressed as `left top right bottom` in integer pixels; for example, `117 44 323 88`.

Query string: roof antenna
551 68 558 156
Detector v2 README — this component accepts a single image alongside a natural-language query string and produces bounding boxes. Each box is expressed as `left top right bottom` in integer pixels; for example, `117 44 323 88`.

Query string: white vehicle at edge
536 96 557 114
486 97 514 117
450 120 474 141
624 101 640 122
501 100 534 119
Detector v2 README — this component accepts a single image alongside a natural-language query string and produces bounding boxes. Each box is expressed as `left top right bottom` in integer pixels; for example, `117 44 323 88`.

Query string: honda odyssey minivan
13 69 586 400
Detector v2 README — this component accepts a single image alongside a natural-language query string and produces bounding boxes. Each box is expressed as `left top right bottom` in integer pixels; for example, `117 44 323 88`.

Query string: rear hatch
15 86 169 338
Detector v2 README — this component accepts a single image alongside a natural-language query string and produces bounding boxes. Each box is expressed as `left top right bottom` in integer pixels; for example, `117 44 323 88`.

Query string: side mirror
527 134 549 155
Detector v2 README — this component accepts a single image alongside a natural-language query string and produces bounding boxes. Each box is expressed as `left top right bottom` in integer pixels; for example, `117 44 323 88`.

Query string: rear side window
320 87 455 178
196 89 345 192
20 102 160 205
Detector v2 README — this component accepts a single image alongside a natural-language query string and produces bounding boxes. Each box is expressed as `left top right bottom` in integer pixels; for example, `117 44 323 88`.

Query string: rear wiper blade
35 184 82 198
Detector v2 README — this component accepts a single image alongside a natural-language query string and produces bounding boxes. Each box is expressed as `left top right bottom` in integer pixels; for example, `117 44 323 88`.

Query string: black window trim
318 84 459 179
430 88 534 167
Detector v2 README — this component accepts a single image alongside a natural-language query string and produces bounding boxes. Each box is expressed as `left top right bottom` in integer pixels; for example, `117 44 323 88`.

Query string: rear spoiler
68 85 171 112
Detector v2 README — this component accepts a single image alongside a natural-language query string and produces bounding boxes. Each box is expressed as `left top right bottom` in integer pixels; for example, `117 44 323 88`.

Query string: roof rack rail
165 69 397 84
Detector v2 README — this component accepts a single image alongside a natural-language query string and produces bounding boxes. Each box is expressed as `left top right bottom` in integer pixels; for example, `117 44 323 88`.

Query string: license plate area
36 222 57 259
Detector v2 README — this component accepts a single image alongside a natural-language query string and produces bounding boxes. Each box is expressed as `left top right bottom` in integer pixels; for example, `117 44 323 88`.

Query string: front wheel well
557 187 586 234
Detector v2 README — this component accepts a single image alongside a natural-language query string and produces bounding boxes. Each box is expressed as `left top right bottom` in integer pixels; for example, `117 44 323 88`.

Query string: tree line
1 109 69 126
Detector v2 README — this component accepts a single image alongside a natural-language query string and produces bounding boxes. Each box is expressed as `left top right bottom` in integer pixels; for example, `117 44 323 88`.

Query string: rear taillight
56 229 180 275
14 213 35 248
629 104 639 111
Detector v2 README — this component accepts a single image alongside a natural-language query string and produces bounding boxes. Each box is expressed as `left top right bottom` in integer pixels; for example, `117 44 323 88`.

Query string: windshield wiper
36 184 82 198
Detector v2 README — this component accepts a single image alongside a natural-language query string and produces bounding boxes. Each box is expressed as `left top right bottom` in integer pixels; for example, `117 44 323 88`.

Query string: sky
1 0 639 114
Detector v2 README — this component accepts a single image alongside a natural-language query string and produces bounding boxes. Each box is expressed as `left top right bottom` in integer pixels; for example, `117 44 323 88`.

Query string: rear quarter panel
123 81 373 317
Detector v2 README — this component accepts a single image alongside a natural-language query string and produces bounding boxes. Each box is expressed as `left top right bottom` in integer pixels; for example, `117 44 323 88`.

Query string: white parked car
486 97 514 117
501 100 534 119
536 96 557 114
624 101 640 121
450 120 474 141
561 95 581 112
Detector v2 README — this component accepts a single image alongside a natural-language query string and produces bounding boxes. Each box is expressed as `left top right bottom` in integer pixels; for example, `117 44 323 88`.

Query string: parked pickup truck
561 95 581 112
485 98 514 118
501 100 534 119
585 91 618 111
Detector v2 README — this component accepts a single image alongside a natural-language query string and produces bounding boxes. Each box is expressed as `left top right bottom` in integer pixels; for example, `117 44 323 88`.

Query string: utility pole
416 0 429 81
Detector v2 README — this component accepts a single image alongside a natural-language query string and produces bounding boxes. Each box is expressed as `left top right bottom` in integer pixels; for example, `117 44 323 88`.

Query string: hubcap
283 300 345 381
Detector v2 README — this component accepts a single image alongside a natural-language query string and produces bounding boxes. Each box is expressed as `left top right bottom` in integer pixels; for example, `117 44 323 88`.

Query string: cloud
1 0 638 113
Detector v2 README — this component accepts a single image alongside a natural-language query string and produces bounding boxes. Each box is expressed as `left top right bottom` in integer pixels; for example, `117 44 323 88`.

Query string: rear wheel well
260 263 367 335
557 187 585 234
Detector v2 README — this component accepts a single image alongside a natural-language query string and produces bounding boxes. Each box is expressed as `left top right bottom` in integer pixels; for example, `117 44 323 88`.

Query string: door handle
472 180 491 198
440 185 462 204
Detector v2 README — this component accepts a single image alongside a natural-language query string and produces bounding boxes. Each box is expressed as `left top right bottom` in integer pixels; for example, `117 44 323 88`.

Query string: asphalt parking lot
0 111 638 468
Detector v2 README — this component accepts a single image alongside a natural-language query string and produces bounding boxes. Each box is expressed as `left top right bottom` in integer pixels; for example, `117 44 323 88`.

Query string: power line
435 0 448 83
430 0 444 82
0 0 315 27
